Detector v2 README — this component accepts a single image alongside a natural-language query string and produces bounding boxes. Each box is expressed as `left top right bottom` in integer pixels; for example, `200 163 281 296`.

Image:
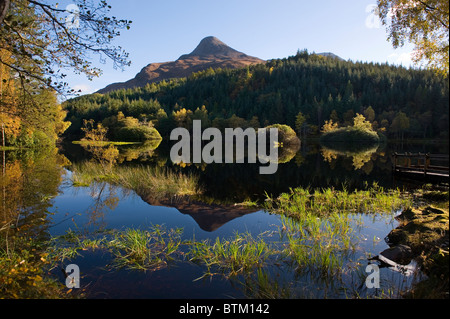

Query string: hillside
64 50 449 142
97 36 264 94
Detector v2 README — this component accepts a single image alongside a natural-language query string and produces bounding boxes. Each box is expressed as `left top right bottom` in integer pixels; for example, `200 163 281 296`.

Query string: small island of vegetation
320 113 385 150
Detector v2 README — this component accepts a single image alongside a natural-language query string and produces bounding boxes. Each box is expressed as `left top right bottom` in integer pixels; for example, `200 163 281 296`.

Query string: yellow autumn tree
0 49 21 146
321 119 339 133
353 114 373 132
377 0 449 75
172 108 193 130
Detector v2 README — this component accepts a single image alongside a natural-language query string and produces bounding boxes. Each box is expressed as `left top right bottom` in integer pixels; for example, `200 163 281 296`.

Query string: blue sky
64 0 416 95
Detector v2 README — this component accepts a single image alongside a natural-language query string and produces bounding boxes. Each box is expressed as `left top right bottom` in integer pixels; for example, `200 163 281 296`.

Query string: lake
1 139 447 299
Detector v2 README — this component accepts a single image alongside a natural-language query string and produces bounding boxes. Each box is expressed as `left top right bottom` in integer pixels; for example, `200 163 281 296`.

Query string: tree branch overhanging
0 0 132 98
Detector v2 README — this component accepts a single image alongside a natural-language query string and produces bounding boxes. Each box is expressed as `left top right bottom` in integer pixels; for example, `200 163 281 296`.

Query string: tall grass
49 226 184 272
49 226 274 277
279 214 357 277
264 184 411 219
263 183 412 278
188 232 273 279
107 226 184 271
70 161 202 199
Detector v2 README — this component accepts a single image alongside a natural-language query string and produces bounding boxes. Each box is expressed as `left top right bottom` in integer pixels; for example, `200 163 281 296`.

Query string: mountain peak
198 36 225 46
97 36 264 94
178 36 248 60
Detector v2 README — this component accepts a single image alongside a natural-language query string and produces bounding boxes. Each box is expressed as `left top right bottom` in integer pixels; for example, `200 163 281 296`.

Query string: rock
385 229 408 245
379 244 413 265
395 207 416 222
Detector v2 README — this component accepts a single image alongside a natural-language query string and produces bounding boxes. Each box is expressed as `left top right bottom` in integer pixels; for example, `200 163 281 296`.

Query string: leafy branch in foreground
377 0 449 75
0 0 132 96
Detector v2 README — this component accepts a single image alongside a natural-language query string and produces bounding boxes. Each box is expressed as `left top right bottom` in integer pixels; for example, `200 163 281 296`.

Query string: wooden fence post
393 152 398 171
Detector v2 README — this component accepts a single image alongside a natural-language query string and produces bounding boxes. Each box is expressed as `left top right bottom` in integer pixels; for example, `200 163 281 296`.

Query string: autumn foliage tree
377 0 449 75
321 120 339 133
0 0 131 147
1 49 70 147
0 49 20 145
0 0 132 95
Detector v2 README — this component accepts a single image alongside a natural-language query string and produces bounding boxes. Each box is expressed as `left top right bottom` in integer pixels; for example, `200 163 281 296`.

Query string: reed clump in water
187 232 273 279
70 161 202 199
263 183 412 278
264 184 411 219
107 226 184 271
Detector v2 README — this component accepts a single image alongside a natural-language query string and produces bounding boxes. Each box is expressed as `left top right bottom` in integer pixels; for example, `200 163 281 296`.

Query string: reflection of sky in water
47 172 423 298
49 175 281 241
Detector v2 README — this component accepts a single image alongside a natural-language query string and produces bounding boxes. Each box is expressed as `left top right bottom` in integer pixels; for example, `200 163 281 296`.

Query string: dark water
1 139 447 299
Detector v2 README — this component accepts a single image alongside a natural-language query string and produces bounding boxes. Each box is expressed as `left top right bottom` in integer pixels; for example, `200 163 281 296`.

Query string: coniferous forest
63 50 449 142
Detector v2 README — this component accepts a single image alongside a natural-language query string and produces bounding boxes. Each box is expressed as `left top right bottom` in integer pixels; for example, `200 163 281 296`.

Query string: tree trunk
0 0 10 25
1 123 4 148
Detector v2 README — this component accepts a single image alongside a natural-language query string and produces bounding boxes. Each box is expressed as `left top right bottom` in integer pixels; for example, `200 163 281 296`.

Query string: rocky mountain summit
97 36 264 94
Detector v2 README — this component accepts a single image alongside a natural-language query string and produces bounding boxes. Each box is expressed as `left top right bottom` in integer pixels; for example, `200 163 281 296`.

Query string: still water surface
3 140 448 298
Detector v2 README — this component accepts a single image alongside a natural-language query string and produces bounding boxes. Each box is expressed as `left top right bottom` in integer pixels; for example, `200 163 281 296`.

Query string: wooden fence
392 152 449 181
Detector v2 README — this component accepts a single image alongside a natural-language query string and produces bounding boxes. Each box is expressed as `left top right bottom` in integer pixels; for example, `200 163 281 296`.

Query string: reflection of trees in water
80 140 162 166
1 147 67 252
0 148 69 298
117 140 162 163
321 148 338 163
79 143 119 171
165 143 392 204
85 182 120 229
321 144 380 172
65 140 415 208
276 143 300 164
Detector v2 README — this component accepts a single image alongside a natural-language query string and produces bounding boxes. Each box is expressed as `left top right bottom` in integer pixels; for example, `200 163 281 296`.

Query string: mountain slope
97 36 264 94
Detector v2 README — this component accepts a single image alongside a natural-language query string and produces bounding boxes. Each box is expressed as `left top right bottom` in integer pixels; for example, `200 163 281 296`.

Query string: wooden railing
392 153 449 179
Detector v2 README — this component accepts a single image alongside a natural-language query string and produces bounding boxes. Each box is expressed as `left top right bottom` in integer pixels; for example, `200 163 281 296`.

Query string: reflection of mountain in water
140 195 259 232
62 140 448 233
